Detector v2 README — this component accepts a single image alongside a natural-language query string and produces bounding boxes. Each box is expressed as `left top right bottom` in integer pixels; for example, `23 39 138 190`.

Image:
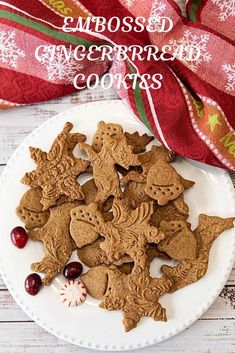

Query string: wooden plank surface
0 86 234 352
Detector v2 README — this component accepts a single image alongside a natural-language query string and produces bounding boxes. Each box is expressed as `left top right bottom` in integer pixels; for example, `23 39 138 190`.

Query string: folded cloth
0 0 234 171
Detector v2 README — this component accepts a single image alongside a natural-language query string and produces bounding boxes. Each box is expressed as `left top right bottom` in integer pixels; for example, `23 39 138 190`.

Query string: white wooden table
0 86 234 353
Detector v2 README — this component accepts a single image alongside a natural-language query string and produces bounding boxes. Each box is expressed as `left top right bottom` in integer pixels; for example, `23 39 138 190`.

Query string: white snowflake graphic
0 30 25 69
36 46 83 83
124 0 134 7
168 29 212 72
212 0 235 21
149 0 166 32
223 63 235 92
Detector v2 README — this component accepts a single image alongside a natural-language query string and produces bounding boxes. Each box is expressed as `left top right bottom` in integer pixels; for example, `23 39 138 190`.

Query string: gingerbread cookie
77 237 112 267
16 187 50 230
77 238 168 268
124 131 154 153
82 265 172 331
161 215 235 292
79 134 140 203
150 195 189 228
81 178 113 212
92 121 123 152
71 199 165 269
121 145 175 185
81 265 109 299
16 187 74 230
145 159 194 205
21 123 90 210
70 203 102 248
158 220 196 260
123 181 151 208
28 201 82 285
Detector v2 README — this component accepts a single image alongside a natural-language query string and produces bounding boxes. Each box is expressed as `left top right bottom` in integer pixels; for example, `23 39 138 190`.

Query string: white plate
0 100 235 351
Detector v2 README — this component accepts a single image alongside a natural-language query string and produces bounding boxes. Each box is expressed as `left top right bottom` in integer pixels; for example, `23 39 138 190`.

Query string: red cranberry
63 262 83 280
10 226 28 248
25 273 42 296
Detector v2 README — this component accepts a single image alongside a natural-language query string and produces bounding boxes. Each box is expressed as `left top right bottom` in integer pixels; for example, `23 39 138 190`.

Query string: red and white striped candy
60 279 87 307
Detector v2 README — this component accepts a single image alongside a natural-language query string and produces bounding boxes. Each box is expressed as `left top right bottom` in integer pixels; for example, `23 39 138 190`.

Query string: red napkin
0 0 235 171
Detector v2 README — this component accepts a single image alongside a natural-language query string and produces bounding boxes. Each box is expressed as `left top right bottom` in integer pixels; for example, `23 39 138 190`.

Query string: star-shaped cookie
21 122 90 210
81 265 173 331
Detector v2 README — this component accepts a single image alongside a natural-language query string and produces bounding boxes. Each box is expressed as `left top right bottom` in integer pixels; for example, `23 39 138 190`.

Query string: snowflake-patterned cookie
21 122 90 210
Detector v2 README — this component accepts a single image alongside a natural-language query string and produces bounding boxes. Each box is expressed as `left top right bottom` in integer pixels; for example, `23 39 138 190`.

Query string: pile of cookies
16 120 234 332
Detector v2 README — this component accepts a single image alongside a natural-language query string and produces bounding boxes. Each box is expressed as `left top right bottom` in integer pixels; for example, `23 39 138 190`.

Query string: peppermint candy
60 279 87 307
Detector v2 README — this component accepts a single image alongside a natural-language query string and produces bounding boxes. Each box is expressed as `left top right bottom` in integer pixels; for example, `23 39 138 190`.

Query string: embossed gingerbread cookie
121 145 175 185
16 187 50 230
123 181 151 208
21 122 90 210
77 237 168 268
81 178 113 212
124 131 154 154
158 220 197 260
161 215 235 292
145 159 194 205
16 187 74 230
79 134 140 204
70 199 165 269
92 121 123 152
82 264 172 331
150 195 189 228
28 201 82 285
